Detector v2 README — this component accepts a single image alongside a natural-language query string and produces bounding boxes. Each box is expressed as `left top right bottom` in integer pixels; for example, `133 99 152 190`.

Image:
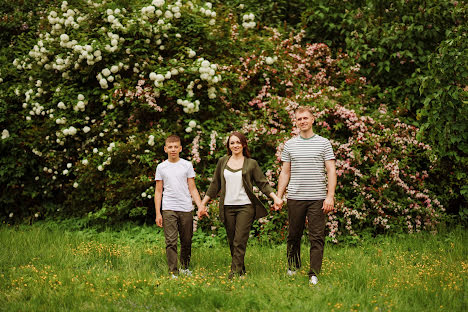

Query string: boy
154 134 207 277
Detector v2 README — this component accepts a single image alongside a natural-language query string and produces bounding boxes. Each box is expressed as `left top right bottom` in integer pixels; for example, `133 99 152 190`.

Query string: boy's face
164 141 182 160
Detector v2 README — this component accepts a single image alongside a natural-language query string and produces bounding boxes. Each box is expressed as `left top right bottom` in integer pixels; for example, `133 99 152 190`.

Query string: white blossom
1 129 9 139
152 0 165 7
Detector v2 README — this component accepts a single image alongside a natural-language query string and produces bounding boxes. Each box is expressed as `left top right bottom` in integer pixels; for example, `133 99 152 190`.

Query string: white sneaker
287 269 297 276
309 276 318 285
180 269 192 276
171 274 178 279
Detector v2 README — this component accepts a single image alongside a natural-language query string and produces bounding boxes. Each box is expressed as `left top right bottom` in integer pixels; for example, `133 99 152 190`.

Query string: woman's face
229 135 243 155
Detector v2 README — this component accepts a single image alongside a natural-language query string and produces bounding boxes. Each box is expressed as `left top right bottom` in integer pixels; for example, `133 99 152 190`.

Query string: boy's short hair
294 106 315 117
165 134 181 145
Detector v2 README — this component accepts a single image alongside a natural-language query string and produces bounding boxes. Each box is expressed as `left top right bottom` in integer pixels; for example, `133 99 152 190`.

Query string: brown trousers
224 204 255 275
162 210 193 274
287 199 326 277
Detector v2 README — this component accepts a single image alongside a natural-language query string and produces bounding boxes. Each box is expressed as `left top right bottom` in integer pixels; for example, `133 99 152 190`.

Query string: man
276 106 337 285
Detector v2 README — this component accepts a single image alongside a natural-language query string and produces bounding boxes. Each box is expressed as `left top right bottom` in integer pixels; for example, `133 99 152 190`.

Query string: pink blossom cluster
190 133 201 163
114 79 162 112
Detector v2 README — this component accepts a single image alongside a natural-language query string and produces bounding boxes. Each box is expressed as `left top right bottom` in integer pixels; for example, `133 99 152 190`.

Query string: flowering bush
0 0 447 242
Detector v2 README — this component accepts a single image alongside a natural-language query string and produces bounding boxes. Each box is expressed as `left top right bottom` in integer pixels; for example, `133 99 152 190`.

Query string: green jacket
206 155 275 223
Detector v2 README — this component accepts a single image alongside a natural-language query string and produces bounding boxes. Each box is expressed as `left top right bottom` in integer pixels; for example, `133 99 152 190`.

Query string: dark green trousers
287 199 326 277
224 204 255 275
162 210 193 274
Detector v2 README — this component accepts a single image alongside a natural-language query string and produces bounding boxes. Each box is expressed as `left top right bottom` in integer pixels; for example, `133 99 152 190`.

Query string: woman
201 131 282 278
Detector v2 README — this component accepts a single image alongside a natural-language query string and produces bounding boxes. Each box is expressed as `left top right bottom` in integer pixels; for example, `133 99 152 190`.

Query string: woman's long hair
226 131 251 158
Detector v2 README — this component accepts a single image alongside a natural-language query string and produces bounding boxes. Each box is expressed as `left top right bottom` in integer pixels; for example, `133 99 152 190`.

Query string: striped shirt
281 134 335 200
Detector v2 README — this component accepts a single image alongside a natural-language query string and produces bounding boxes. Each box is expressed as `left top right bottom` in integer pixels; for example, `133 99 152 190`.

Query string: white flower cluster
199 2 216 25
141 0 182 21
106 8 126 30
47 4 83 33
242 13 256 29
265 56 277 65
149 68 180 88
96 61 124 89
185 120 197 133
177 98 200 113
197 59 220 84
62 126 77 136
187 48 196 58
2 129 10 140
104 32 124 53
98 155 112 171
32 149 43 156
148 135 155 146
72 44 102 67
56 116 67 125
73 94 88 112
141 185 154 199
57 101 67 110
107 142 116 152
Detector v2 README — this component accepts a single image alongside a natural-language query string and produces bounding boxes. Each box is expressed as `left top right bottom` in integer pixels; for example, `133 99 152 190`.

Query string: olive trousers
286 199 326 277
224 204 255 275
162 210 193 274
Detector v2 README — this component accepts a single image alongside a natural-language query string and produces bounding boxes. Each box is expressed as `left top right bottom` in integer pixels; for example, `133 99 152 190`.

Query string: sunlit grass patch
0 223 466 311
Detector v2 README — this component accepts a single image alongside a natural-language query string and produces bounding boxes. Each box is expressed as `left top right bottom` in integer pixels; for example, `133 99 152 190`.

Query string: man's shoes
309 275 318 285
180 269 192 276
287 269 297 276
171 274 178 279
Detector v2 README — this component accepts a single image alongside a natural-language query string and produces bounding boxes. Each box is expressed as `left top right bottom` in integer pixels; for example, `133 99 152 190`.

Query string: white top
223 167 251 205
281 134 335 200
155 158 196 212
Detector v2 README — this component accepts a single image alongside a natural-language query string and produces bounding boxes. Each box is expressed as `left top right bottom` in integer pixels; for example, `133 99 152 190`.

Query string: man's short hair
165 134 181 145
294 106 315 117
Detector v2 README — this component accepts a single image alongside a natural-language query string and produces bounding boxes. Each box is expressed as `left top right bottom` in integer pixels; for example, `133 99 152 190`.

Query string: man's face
164 141 182 159
295 111 314 132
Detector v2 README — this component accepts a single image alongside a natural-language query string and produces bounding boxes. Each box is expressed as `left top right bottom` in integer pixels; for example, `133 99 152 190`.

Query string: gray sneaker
309 275 318 285
180 269 192 276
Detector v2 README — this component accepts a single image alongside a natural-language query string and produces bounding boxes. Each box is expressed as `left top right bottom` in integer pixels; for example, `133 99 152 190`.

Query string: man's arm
322 159 337 214
276 161 291 209
188 177 209 219
154 180 163 227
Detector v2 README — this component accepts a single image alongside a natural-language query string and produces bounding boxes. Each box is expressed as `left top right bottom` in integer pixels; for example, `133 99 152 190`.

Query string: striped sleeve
324 140 335 160
281 141 291 162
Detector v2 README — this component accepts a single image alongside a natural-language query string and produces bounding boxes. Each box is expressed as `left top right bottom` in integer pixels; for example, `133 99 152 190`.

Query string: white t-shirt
281 134 335 200
155 158 196 212
223 167 251 205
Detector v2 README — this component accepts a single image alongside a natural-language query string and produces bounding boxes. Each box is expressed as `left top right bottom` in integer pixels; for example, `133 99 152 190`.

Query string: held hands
273 194 283 211
322 196 335 214
197 206 210 219
197 204 209 219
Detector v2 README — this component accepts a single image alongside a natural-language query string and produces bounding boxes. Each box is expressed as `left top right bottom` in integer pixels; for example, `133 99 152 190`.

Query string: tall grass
0 222 466 311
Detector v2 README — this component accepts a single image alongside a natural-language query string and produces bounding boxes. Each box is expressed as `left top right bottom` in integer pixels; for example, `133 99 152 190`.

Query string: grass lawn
0 222 466 311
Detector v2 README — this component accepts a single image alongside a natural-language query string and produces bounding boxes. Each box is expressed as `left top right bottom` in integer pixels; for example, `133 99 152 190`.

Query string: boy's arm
154 180 163 227
188 178 209 219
